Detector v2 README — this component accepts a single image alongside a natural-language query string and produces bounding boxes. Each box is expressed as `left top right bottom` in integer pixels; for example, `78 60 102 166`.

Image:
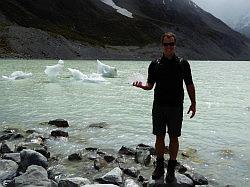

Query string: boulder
48 119 69 127
13 165 57 187
20 149 48 171
58 177 91 187
0 159 18 182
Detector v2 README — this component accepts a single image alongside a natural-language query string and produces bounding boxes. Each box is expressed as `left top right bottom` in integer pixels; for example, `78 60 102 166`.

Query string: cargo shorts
152 103 183 137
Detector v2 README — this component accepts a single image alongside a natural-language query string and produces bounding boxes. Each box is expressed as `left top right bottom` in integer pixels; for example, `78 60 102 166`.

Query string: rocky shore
0 119 210 187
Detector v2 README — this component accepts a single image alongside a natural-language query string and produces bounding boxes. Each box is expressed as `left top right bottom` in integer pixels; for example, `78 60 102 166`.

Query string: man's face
162 36 176 57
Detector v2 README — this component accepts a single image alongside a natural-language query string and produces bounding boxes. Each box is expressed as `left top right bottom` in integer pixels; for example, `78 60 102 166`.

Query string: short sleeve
147 60 157 85
183 60 193 86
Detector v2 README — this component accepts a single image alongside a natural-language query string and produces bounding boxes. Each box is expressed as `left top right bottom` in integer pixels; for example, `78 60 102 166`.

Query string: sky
191 0 250 27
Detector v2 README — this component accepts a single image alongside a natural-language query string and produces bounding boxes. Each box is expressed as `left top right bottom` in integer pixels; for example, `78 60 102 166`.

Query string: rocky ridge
0 0 250 60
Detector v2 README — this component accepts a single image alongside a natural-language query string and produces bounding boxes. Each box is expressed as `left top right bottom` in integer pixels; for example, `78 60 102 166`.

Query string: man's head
161 32 176 58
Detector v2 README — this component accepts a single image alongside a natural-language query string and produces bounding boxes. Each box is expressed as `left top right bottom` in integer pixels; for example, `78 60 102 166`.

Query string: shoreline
0 119 209 187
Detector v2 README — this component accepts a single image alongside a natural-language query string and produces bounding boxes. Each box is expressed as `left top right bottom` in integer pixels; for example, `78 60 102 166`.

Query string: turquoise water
0 59 250 186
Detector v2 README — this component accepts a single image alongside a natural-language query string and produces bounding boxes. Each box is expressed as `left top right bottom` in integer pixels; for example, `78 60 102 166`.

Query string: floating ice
68 68 87 80
2 71 33 80
68 68 106 83
44 60 64 81
97 59 117 78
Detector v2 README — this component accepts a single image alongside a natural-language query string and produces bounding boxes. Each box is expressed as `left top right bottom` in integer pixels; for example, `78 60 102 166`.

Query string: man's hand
133 81 143 88
187 103 196 118
132 81 153 90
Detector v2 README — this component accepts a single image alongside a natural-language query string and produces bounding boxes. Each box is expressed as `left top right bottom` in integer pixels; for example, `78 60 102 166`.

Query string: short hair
161 32 176 44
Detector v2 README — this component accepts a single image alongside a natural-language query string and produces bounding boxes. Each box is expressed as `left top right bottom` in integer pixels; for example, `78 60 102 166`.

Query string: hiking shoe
152 157 165 180
165 160 177 183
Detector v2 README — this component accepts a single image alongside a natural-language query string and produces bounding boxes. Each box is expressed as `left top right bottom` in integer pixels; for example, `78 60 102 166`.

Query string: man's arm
133 81 154 90
186 84 196 118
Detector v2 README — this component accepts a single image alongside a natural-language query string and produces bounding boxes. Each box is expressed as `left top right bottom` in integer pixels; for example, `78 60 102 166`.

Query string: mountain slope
0 0 250 60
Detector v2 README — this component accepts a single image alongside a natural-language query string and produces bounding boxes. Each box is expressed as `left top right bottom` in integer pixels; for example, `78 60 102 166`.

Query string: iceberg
44 59 64 81
68 68 106 83
2 71 33 80
97 59 117 78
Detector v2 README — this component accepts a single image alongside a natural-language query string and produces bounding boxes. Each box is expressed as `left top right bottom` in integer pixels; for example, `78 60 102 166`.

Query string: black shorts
152 104 183 137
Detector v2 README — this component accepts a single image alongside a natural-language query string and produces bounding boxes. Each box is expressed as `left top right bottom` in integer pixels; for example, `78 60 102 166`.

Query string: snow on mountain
100 0 133 18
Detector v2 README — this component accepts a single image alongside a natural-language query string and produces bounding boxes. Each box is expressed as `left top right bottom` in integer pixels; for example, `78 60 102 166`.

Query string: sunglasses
163 42 175 47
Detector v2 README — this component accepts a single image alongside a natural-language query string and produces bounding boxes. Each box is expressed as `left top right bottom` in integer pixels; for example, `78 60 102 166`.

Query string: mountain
234 12 250 38
0 0 250 60
191 0 250 39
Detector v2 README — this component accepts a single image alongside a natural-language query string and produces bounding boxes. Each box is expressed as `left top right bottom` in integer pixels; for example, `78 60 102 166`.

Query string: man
133 32 196 183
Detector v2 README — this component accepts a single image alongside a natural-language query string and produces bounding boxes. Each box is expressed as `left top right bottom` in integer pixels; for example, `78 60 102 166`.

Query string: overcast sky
191 0 250 25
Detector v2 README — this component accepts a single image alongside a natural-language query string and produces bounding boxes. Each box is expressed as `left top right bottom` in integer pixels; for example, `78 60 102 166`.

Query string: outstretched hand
187 103 196 118
133 81 143 88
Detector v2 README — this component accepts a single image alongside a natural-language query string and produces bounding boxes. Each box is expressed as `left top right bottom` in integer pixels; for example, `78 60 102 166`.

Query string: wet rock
125 178 140 187
25 129 37 134
122 166 140 178
0 133 13 141
0 159 18 182
95 167 123 185
2 153 21 164
181 148 197 158
51 130 68 137
94 157 108 170
20 149 48 171
48 119 69 127
25 132 46 144
47 164 68 182
177 164 188 173
68 153 82 161
103 155 115 163
0 142 12 154
88 122 109 128
35 148 50 159
12 165 57 187
135 149 151 166
118 146 136 156
175 173 194 186
12 133 24 139
58 177 91 187
185 172 208 185
136 144 155 155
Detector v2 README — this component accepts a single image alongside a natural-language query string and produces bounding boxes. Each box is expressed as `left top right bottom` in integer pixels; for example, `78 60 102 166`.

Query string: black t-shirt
147 54 193 106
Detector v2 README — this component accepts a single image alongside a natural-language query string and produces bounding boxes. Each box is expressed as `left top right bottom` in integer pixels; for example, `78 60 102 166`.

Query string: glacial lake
0 59 249 186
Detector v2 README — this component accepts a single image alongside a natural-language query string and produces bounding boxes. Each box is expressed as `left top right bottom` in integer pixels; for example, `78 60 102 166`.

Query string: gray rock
2 153 21 164
185 172 208 185
122 167 140 178
118 146 136 156
68 153 82 161
88 122 109 128
13 165 57 187
51 130 68 137
95 167 123 185
0 159 18 182
94 157 108 170
0 142 12 154
175 173 194 186
135 149 151 166
20 149 48 171
58 177 91 187
124 178 140 187
48 119 69 127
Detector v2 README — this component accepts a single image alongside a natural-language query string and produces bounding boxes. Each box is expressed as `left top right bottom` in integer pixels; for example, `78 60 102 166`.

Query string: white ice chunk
68 67 106 83
97 59 117 78
2 71 32 80
44 59 64 81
